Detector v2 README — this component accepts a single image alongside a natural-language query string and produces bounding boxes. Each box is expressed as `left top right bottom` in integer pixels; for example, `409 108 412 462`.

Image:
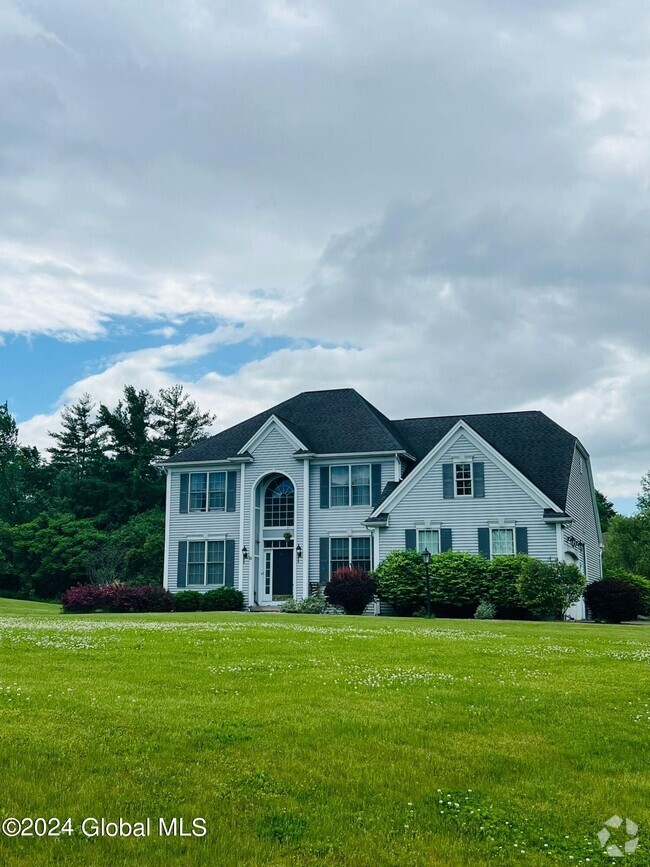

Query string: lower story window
330 536 372 576
187 540 225 586
491 528 515 556
417 529 440 555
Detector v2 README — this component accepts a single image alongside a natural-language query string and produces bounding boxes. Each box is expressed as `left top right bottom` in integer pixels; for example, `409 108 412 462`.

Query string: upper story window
455 463 472 496
330 464 370 507
264 477 295 527
189 472 227 512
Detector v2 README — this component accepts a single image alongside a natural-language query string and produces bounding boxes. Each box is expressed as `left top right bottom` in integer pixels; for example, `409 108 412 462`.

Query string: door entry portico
261 540 294 602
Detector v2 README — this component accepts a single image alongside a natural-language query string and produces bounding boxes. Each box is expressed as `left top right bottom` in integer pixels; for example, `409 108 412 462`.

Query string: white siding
309 459 394 581
242 426 305 603
378 433 557 562
166 465 240 593
564 445 602 582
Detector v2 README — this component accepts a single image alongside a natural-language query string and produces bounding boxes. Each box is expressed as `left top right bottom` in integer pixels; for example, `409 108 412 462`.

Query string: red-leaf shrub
584 579 643 623
61 583 174 613
324 567 376 615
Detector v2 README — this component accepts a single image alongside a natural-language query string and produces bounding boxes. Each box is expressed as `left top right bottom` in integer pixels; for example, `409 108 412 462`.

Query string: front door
272 549 293 599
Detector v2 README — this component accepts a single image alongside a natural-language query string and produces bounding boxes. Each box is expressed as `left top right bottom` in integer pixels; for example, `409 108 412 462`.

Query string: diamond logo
598 815 640 858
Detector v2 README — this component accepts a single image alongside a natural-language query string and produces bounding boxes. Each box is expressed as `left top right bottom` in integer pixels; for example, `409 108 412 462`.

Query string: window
329 537 372 576
187 540 225 586
189 473 207 511
417 529 440 555
330 464 370 507
208 473 226 510
491 528 515 556
188 471 228 511
264 477 294 527
455 463 472 496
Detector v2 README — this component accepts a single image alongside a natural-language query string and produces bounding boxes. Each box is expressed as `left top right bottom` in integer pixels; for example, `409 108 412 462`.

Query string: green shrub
517 559 563 619
604 568 650 616
428 551 490 615
201 587 244 611
585 579 643 623
173 590 204 611
486 555 530 610
373 550 426 616
549 560 586 616
474 600 497 620
281 595 331 614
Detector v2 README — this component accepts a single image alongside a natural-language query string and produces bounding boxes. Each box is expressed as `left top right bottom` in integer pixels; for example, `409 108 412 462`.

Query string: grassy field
0 598 648 866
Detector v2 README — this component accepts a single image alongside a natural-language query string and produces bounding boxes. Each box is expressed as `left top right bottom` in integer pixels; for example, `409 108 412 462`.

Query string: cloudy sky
1 1 649 513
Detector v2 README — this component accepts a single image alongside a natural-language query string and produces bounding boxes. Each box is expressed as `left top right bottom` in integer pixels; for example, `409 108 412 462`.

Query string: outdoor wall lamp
296 544 302 560
242 546 251 562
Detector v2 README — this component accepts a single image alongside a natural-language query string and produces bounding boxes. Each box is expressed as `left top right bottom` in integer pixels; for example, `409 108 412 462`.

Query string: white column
238 462 245 595
162 469 171 590
302 459 310 599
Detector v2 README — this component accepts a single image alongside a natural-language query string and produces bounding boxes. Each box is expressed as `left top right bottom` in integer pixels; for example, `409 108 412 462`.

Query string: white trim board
369 419 563 517
238 415 308 455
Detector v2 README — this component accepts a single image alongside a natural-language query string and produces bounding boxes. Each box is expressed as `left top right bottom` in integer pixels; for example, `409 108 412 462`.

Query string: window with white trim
187 540 225 585
490 528 515 556
417 529 440 555
330 464 370 507
329 537 372 576
455 463 472 496
189 472 227 512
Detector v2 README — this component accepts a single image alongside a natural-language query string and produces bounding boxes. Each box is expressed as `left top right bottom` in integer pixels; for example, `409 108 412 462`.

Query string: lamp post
422 547 432 618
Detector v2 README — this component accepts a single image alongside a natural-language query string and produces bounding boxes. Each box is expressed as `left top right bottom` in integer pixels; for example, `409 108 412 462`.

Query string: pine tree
48 394 105 478
152 384 215 458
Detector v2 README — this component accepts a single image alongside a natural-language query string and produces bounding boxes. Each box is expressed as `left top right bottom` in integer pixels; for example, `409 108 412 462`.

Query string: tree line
0 385 214 599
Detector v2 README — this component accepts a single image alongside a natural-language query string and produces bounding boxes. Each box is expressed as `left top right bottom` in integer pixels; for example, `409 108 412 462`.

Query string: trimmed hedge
373 550 427 616
324 567 376 615
585 579 643 623
429 551 490 616
61 583 174 614
201 587 244 611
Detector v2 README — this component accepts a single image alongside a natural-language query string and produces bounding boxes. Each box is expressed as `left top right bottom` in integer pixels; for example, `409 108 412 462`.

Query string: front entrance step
249 605 283 613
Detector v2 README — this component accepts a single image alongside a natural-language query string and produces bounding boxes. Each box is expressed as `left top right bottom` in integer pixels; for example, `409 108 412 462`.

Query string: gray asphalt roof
169 388 580 509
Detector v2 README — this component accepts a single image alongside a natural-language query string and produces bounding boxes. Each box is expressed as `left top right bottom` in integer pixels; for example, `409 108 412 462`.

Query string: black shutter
226 471 237 512
442 464 454 499
515 526 528 555
225 539 235 586
405 529 417 550
179 473 189 513
440 528 452 552
477 528 490 559
320 467 330 508
319 538 330 583
371 464 382 506
473 462 485 498
177 541 187 587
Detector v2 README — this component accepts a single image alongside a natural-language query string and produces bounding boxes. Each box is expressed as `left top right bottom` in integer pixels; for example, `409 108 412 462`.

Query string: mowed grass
0 599 648 866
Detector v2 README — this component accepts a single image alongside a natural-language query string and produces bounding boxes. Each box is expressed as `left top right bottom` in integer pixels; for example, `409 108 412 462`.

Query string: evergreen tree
638 471 650 516
152 384 215 458
0 403 47 523
595 489 617 533
48 394 105 477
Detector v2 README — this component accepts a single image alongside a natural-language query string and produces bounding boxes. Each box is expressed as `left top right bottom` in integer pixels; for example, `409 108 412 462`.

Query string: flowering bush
324 567 376 615
584 579 643 623
201 588 244 611
61 583 174 614
281 594 333 614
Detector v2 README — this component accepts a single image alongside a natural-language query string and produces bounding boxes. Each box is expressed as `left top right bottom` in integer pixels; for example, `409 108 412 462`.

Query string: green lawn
0 600 648 866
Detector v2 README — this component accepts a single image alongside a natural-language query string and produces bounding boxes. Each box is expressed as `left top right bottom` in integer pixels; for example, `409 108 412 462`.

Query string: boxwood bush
585 579 643 623
172 590 204 612
324 567 376 615
373 550 427 616
201 587 244 611
428 551 490 616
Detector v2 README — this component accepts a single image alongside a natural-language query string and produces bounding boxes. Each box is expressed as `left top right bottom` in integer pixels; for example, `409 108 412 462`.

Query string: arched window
264 477 294 527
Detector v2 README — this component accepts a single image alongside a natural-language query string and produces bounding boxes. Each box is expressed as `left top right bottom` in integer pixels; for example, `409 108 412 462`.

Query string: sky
1 1 649 515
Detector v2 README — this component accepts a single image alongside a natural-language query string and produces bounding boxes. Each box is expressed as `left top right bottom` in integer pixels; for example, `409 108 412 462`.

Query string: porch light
296 544 302 560
242 546 251 562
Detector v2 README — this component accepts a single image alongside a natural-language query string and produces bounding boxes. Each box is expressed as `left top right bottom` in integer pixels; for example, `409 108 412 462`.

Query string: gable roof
168 389 580 510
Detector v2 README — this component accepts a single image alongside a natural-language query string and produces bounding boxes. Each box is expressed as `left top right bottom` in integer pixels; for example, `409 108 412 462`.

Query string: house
162 388 602 619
